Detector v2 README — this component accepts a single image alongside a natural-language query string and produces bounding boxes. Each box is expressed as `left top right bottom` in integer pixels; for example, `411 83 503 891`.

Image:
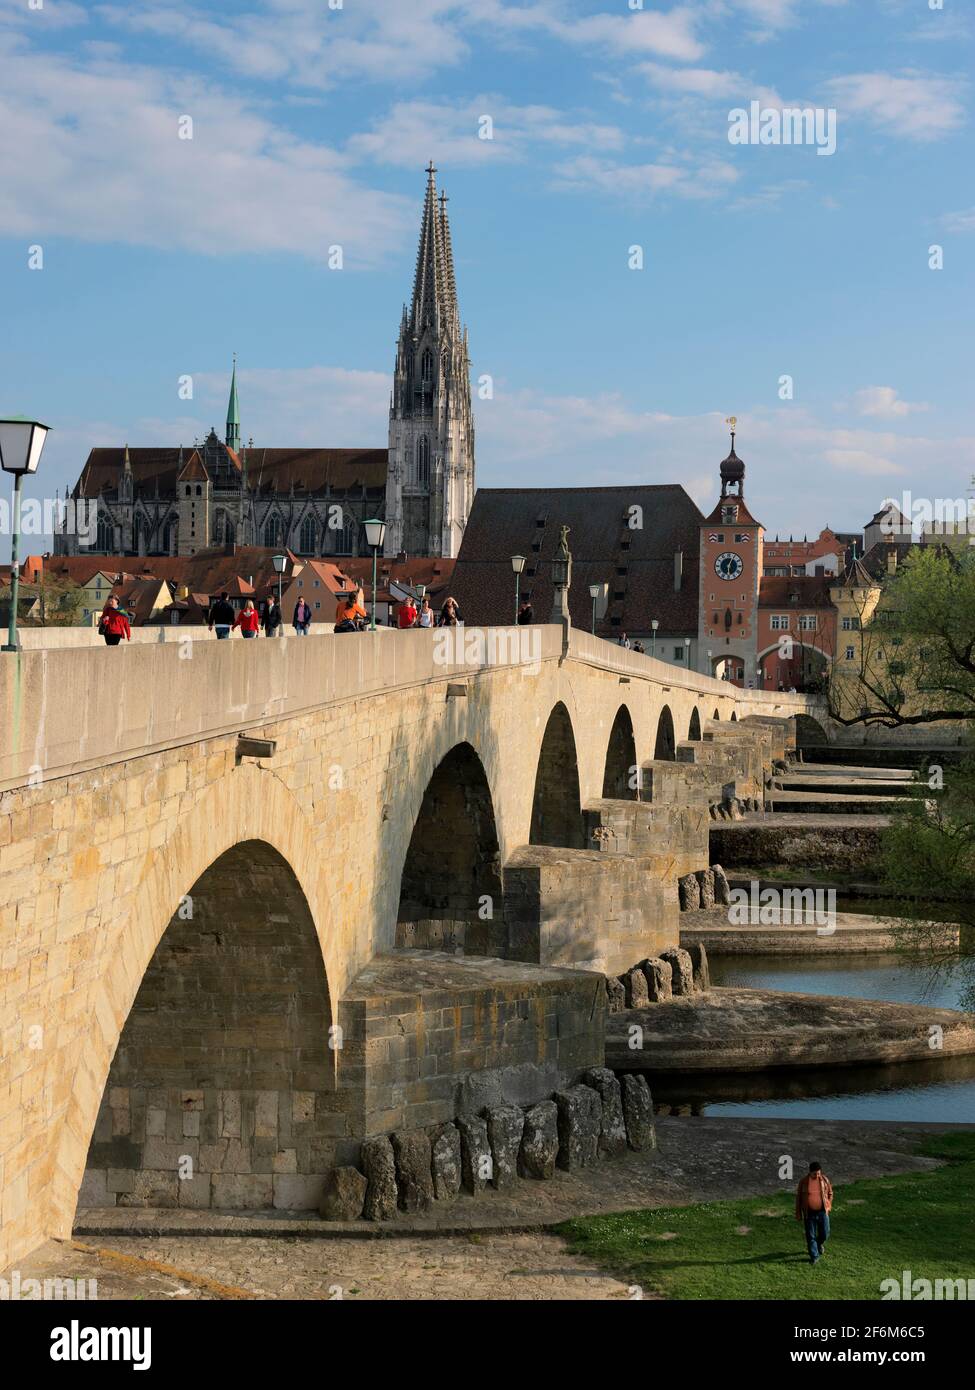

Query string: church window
421 349 434 381
196 485 202 497
263 514 282 548
300 515 318 554
96 515 114 551
416 436 430 487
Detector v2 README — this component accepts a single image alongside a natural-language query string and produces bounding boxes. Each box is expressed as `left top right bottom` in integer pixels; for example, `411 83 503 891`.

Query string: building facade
56 168 475 562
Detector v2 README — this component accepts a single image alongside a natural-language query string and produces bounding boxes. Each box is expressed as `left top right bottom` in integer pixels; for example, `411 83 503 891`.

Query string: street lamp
683 637 691 665
650 618 659 660
272 553 286 615
706 648 712 677
588 583 600 635
363 518 386 631
1 417 50 653
511 555 526 623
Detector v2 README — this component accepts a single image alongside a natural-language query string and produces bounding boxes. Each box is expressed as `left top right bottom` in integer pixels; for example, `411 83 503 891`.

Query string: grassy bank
557 1133 975 1300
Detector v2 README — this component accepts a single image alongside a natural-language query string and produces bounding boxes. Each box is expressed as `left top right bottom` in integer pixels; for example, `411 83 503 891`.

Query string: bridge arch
794 712 829 750
530 700 585 848
688 707 702 741
602 704 638 800
653 704 676 761
730 711 738 722
396 742 505 954
54 765 334 1230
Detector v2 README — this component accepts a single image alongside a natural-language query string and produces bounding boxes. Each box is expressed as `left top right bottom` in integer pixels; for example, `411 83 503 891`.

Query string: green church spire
226 353 241 452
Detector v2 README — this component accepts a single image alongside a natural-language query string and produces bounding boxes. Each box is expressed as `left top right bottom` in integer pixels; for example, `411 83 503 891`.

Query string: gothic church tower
384 163 475 558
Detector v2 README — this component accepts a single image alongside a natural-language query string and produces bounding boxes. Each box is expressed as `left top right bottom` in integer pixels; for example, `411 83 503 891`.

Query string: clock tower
698 421 764 687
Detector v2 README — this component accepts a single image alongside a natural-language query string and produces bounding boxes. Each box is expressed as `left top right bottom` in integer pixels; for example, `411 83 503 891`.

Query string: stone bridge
0 624 824 1267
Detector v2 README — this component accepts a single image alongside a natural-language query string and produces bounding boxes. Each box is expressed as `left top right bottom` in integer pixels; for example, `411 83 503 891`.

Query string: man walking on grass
796 1161 833 1265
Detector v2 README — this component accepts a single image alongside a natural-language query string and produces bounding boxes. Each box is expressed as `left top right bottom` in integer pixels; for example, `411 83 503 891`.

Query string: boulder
641 956 673 1003
554 1085 600 1170
622 966 649 1009
361 1135 397 1222
486 1106 525 1190
391 1130 434 1212
429 1122 462 1202
660 946 694 997
519 1100 559 1180
459 1117 492 1193
319 1166 367 1222
712 863 731 906
621 1074 656 1151
686 941 710 992
678 872 701 911
695 867 716 910
582 1067 628 1157
606 976 626 1014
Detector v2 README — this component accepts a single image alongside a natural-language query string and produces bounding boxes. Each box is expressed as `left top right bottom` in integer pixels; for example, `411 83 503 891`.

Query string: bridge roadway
0 624 822 1267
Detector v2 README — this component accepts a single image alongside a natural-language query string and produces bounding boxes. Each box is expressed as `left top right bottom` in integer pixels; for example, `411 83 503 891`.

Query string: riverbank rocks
712 863 731 906
583 1068 628 1157
661 946 694 997
678 872 701 911
459 1117 492 1193
486 1106 525 1190
640 956 672 1002
695 867 716 910
361 1136 397 1222
555 1085 601 1170
621 1075 656 1152
320 1165 367 1222
392 1130 434 1212
519 1100 559 1180
621 965 649 1009
430 1122 462 1202
606 976 626 1014
687 941 710 992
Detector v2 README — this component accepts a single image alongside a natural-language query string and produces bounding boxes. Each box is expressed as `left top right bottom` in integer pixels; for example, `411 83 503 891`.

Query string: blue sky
1 0 973 558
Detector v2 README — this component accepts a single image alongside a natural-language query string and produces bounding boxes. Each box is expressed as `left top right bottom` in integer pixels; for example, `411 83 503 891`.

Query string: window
713 533 725 544
313 579 320 588
299 515 318 555
770 615 789 630
799 615 817 631
421 349 433 382
416 436 431 488
315 601 321 610
734 533 748 543
845 645 855 661
721 505 738 523
673 647 684 660
263 515 282 548
841 616 860 631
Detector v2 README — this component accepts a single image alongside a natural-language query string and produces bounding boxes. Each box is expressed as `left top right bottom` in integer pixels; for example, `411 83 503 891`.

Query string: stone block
687 941 710 992
210 1174 273 1209
273 1174 324 1211
605 976 626 1014
459 1117 491 1193
177 1174 213 1209
660 946 694 997
582 1067 627 1157
554 1085 600 1170
712 863 731 906
392 1130 434 1212
77 1169 108 1208
320 1166 367 1221
621 967 649 1010
640 957 672 1002
678 873 701 911
519 1101 559 1180
429 1122 462 1202
621 1074 656 1152
486 1106 524 1190
695 868 715 910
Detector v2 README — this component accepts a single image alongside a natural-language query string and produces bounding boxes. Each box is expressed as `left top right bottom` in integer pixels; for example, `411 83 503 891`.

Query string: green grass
556 1133 975 1300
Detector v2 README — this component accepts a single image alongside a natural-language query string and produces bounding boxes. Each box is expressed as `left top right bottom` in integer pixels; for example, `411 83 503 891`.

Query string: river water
650 953 975 1123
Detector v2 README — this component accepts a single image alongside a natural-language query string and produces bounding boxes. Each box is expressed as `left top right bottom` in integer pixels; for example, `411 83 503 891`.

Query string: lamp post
363 518 386 631
511 555 525 623
684 637 691 666
588 583 600 635
272 553 286 615
706 648 712 677
650 618 659 660
1 417 50 653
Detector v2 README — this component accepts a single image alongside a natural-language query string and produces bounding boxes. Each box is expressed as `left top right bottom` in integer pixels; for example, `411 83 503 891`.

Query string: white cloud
550 153 739 199
852 386 928 419
942 207 975 233
824 448 905 476
824 70 967 142
637 64 746 99
0 40 411 262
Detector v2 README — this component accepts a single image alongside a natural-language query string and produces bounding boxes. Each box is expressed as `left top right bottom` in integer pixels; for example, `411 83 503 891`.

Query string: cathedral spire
226 353 241 453
411 162 448 333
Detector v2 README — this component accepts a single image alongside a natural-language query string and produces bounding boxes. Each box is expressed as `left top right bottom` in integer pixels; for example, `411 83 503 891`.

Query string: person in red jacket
397 597 417 629
233 599 261 639
98 596 131 646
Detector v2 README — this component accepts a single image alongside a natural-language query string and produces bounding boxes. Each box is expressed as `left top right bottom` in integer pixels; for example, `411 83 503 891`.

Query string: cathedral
56 165 475 561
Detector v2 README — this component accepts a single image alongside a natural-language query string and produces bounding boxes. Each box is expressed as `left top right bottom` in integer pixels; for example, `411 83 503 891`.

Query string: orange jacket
335 599 367 626
796 1172 833 1219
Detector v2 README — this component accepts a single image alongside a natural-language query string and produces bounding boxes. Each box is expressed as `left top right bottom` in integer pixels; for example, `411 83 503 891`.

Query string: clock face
715 551 744 581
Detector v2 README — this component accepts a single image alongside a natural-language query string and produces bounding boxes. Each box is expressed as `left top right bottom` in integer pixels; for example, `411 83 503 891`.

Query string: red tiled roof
759 575 833 608
73 447 388 498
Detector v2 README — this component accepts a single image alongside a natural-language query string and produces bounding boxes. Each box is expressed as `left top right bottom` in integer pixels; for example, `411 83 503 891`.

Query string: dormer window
721 505 738 524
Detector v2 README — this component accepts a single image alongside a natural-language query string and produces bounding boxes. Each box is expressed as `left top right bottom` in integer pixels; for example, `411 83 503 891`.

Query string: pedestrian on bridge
98 595 131 646
263 597 283 637
335 587 368 633
207 591 235 640
438 596 463 626
418 595 434 628
397 595 418 629
293 597 312 635
233 599 260 639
